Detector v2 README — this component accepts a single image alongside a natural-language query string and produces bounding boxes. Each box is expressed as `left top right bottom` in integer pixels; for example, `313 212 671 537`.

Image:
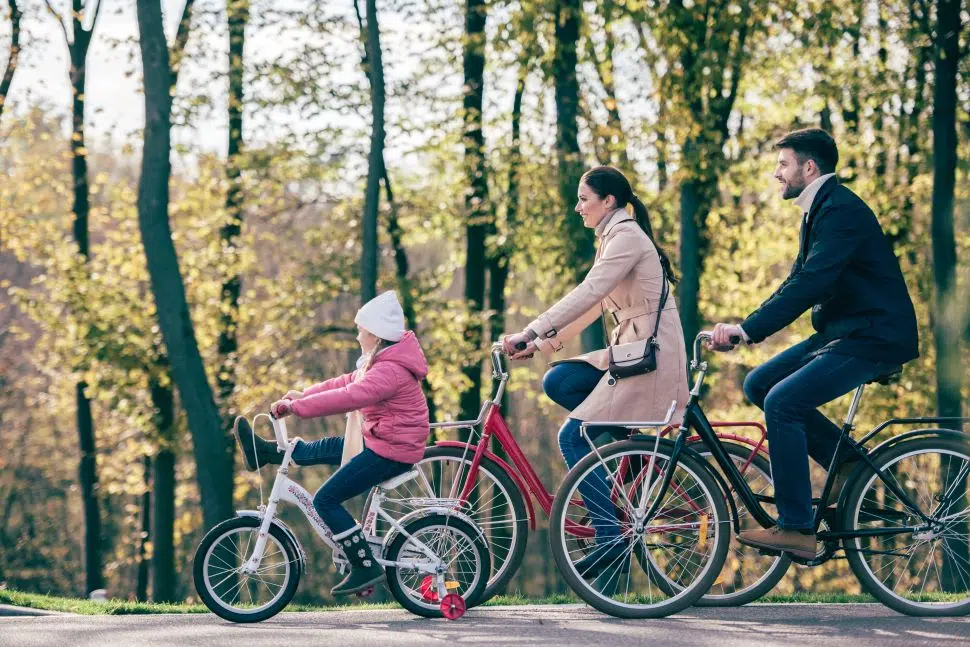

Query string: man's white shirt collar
793 173 836 214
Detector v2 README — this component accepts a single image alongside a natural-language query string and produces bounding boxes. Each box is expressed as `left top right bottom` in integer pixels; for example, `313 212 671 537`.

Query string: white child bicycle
193 412 491 621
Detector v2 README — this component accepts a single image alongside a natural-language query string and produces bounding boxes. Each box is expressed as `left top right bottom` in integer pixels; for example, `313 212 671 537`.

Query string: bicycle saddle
868 367 902 385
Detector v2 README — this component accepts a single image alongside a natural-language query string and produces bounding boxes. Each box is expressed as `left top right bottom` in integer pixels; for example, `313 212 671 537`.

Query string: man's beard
782 178 807 200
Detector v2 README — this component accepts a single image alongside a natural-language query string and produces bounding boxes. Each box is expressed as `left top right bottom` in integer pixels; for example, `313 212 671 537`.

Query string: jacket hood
374 331 428 380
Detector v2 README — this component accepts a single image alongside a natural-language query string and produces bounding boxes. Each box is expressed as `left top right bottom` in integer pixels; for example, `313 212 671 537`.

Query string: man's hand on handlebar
270 399 293 418
709 323 745 352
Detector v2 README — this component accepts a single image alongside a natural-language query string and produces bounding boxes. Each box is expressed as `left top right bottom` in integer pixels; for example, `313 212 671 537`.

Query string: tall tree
358 0 385 304
653 0 753 349
928 0 967 591
135 0 232 532
44 0 103 596
459 0 489 422
553 0 603 351
0 0 21 123
215 0 248 530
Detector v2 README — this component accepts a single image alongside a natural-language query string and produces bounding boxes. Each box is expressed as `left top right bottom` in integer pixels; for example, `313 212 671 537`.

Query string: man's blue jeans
742 339 896 530
292 437 411 535
543 362 626 543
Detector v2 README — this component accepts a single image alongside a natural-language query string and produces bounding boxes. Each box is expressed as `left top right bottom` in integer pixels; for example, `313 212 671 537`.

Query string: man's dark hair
775 128 839 174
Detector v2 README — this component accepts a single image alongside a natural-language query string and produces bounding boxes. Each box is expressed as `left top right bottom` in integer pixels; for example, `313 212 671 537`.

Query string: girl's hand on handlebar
709 323 743 352
270 399 292 418
284 389 304 400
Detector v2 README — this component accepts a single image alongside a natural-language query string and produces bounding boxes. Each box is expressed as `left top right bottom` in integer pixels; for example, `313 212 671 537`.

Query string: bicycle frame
651 333 970 548
240 415 447 580
429 344 769 534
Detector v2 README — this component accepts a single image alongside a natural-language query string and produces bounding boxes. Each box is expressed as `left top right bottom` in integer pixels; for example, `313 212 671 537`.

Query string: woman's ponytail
629 194 677 285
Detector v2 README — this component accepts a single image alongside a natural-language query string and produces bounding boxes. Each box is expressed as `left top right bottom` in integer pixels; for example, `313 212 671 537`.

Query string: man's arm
741 207 862 343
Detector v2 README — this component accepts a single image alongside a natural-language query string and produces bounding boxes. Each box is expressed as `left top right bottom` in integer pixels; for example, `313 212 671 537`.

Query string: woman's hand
502 331 535 360
284 389 304 400
270 399 292 418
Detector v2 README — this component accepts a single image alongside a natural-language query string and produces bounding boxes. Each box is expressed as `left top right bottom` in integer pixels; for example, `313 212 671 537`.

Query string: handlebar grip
729 335 741 345
514 342 527 351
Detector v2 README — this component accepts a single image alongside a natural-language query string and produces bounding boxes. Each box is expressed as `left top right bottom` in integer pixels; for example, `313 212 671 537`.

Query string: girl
503 166 689 579
234 290 430 595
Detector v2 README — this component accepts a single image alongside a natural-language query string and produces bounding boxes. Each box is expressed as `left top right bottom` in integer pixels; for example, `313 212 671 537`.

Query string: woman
503 166 689 578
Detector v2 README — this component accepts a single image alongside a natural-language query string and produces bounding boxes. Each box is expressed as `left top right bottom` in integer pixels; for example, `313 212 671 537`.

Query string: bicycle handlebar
693 331 741 367
269 407 291 450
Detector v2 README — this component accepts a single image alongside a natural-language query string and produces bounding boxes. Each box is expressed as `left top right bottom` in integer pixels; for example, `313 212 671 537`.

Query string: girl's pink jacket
289 331 430 464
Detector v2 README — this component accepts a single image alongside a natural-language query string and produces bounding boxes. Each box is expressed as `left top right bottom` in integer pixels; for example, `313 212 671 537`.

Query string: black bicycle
549 331 970 618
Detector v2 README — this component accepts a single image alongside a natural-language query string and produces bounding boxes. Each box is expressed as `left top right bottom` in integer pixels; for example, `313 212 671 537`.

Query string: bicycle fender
434 441 538 530
868 427 970 457
236 510 307 575
381 507 486 551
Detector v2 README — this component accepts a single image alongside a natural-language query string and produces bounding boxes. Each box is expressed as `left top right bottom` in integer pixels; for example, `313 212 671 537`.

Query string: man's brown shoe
738 527 817 560
823 461 858 508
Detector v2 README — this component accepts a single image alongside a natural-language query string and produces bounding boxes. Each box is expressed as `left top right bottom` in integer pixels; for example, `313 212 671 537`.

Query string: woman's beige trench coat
529 208 690 423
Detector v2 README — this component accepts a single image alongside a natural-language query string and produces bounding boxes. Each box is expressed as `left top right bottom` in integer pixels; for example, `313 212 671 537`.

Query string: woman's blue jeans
543 362 626 544
291 437 411 535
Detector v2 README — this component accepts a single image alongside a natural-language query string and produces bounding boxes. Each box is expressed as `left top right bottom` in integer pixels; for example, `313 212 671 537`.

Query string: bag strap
649 277 669 342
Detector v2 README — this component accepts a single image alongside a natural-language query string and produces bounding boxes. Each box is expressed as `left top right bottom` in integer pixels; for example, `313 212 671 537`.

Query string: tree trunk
360 0 385 305
136 0 232 531
930 0 966 592
60 0 103 596
0 0 22 122
554 0 602 352
150 375 176 602
459 0 489 422
379 161 438 423
135 455 151 602
216 0 248 512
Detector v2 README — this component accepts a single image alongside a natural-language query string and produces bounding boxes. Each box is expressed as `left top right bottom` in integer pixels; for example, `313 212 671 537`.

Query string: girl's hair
580 166 677 284
362 338 397 373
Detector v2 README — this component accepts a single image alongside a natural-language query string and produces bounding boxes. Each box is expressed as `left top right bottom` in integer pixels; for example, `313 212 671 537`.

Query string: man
710 127 919 559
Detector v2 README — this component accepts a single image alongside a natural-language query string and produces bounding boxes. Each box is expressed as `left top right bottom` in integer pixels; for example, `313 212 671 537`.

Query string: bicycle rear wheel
844 435 970 616
548 438 730 618
692 442 790 605
362 445 528 603
384 514 491 618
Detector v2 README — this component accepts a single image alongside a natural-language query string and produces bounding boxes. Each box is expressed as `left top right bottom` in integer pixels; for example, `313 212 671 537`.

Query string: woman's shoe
574 539 629 579
233 416 283 471
331 525 385 595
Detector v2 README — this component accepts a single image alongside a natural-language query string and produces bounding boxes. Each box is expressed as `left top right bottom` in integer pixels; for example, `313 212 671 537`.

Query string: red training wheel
439 593 466 620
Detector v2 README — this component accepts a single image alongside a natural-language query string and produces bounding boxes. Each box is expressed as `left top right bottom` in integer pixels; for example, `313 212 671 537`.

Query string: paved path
2 604 969 647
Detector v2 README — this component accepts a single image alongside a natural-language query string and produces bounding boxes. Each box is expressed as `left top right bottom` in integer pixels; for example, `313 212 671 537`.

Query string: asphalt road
2 604 969 647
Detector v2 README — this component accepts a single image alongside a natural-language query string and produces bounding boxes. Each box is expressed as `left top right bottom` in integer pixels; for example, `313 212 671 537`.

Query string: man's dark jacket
742 176 919 365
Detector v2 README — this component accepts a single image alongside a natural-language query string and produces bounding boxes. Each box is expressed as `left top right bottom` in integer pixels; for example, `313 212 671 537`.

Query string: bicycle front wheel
843 436 970 616
549 438 730 618
193 516 301 623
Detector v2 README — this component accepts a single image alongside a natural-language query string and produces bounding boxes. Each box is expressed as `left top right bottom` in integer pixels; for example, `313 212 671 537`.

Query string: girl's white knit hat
354 291 406 341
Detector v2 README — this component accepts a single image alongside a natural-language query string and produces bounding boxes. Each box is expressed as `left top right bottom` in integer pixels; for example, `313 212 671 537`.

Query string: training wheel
355 586 375 599
439 593 466 620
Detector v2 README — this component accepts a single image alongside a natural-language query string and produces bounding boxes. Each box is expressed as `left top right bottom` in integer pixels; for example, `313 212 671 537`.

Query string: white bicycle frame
237 414 458 597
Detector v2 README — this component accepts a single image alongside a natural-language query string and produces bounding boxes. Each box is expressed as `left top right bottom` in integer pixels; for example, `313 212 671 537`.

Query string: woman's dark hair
580 166 677 284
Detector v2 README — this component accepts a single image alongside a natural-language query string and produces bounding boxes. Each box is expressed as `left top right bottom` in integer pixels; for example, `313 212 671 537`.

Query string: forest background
0 0 967 605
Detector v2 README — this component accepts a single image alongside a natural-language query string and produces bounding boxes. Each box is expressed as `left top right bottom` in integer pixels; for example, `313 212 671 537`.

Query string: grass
1 588 892 615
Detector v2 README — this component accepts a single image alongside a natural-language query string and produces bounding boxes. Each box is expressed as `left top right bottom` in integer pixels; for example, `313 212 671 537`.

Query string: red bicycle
365 343 788 605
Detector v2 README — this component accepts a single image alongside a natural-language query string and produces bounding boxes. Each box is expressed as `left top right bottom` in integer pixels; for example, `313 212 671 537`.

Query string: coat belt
609 302 674 324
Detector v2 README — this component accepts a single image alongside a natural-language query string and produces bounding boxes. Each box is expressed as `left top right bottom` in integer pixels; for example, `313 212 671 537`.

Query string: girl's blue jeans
543 362 626 543
291 437 411 535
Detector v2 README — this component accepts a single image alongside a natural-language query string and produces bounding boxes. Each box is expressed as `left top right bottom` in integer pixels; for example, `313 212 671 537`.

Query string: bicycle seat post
843 384 866 429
